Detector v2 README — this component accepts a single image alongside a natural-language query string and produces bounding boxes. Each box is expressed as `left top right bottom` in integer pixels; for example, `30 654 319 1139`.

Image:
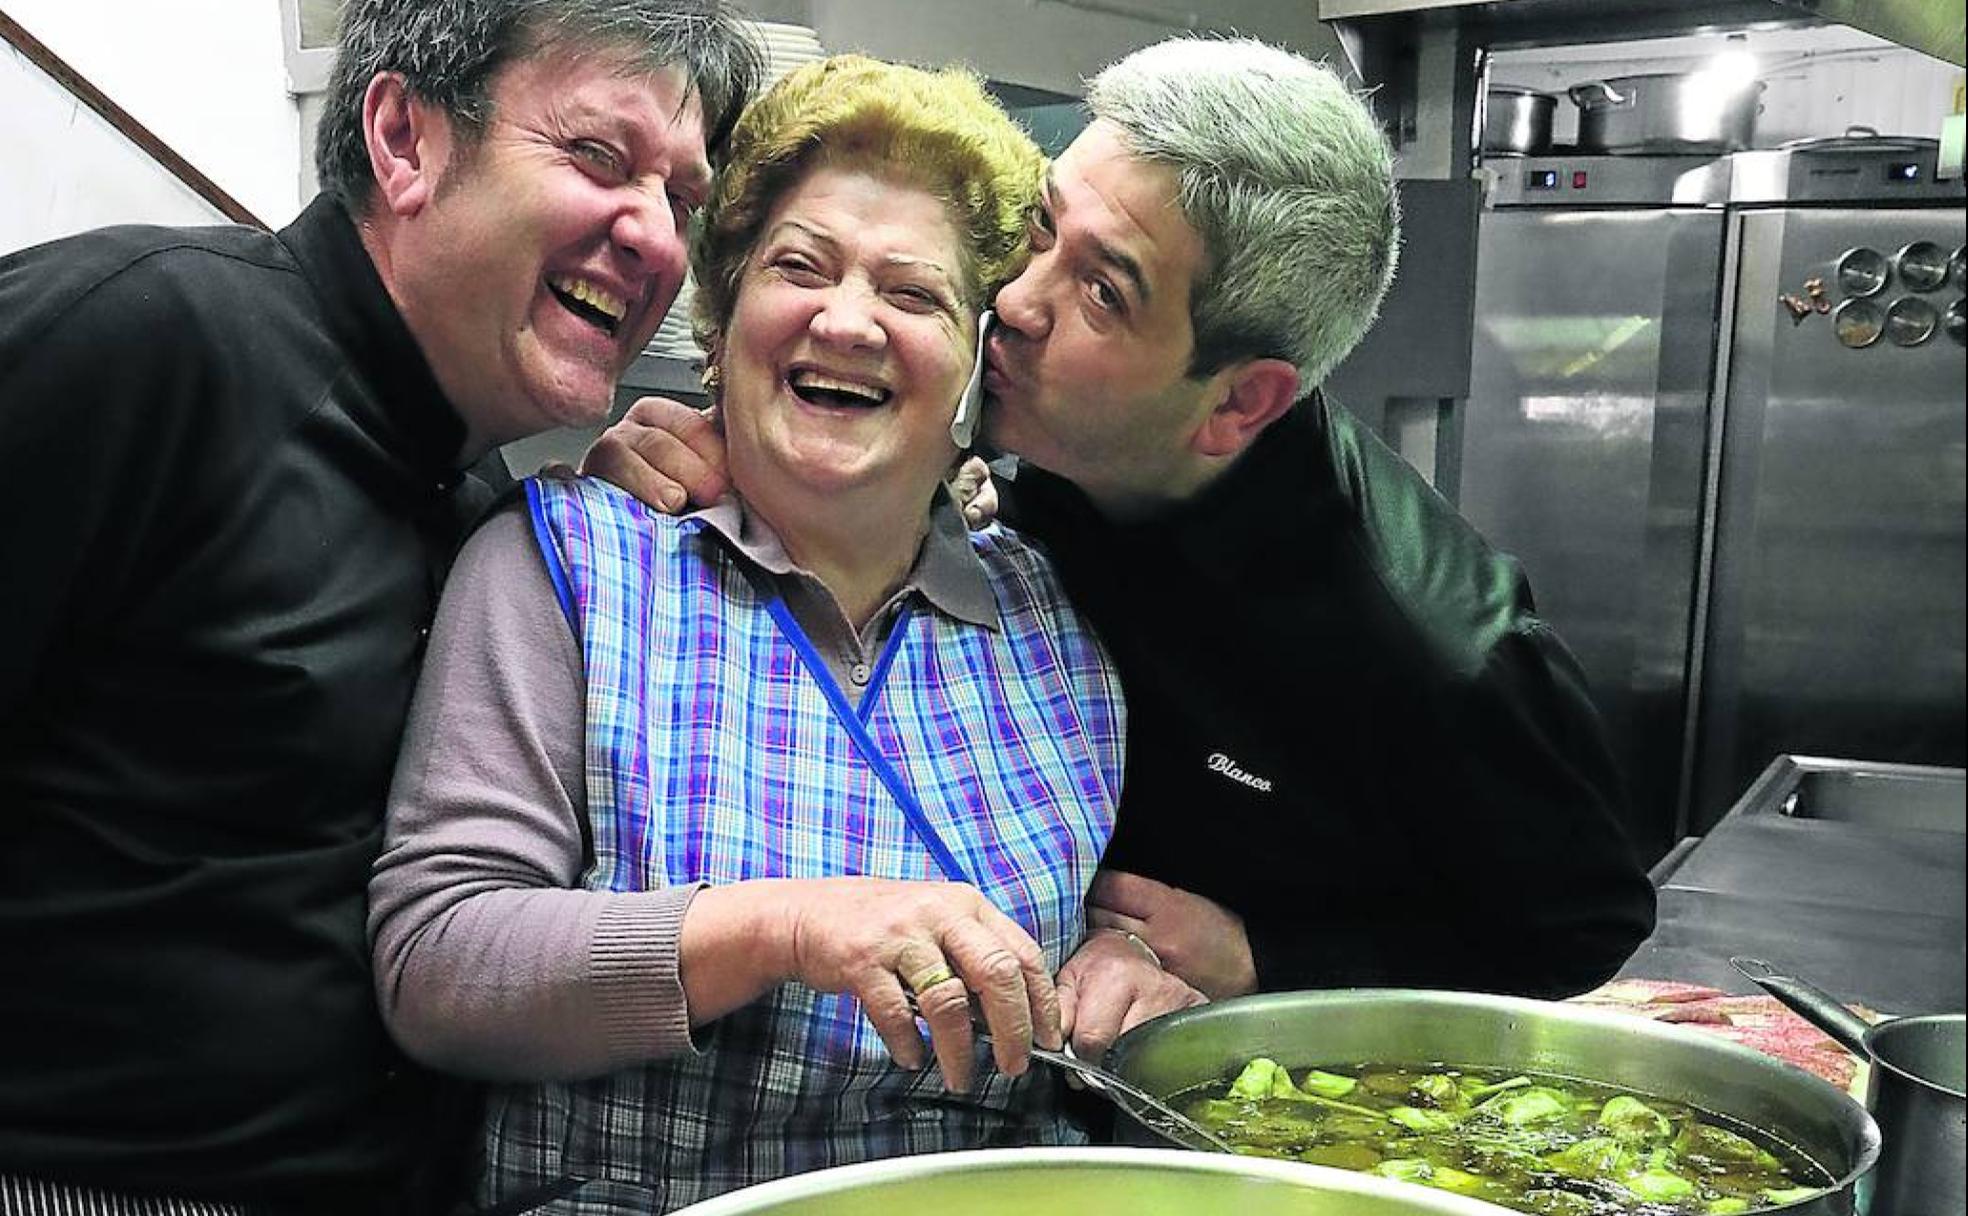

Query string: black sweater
0 197 490 1211
1004 394 1655 998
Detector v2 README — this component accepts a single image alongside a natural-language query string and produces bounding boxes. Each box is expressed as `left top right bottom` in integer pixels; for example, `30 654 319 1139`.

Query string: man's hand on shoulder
1058 927 1205 1061
1087 869 1258 1001
580 396 728 514
948 456 999 530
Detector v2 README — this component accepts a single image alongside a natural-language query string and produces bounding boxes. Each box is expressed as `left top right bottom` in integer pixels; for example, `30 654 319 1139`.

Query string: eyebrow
883 252 957 287
1044 166 1153 308
767 218 838 250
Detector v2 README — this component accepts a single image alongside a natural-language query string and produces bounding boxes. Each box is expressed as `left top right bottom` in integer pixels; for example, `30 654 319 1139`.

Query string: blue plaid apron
480 478 1123 1213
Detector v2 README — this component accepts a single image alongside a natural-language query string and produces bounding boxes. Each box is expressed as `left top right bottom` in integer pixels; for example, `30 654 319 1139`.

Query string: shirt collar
1009 392 1327 583
276 194 470 481
685 486 998 629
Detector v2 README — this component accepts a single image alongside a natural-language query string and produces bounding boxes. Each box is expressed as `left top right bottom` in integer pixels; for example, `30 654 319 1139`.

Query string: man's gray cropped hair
1087 37 1400 392
316 0 765 212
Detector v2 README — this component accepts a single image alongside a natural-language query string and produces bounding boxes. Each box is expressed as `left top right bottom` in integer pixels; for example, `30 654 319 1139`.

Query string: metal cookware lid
1488 84 1555 100
1780 127 1940 155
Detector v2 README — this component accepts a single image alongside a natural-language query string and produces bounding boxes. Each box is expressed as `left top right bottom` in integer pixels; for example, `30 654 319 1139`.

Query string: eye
667 188 698 225
889 283 948 314
570 139 628 182
767 251 827 284
1026 202 1056 249
1084 276 1125 315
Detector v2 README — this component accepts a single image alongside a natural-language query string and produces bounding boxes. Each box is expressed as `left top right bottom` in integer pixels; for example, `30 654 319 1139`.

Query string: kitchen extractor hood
1318 0 1965 65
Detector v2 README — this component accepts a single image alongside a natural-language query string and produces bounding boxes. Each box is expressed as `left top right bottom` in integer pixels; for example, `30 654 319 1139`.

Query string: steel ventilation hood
1317 0 1965 65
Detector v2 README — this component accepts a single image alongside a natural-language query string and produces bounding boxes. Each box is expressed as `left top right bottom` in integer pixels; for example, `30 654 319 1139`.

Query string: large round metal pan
667 1147 1517 1215
1105 989 1880 1214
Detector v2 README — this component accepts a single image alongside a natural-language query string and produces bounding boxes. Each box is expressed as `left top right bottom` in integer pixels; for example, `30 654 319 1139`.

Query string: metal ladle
906 990 1234 1153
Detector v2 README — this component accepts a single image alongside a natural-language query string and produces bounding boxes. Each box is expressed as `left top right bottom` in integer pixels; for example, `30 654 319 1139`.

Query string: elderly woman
369 56 1139 1212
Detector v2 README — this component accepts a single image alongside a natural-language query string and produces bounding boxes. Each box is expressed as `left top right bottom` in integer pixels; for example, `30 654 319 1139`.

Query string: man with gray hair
596 34 1655 1053
0 2 758 1212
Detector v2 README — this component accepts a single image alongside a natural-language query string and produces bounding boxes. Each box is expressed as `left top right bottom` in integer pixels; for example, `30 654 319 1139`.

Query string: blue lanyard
763 594 972 885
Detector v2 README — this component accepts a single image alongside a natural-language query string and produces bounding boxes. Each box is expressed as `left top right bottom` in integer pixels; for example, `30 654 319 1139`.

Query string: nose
808 283 885 351
991 252 1052 342
611 189 688 284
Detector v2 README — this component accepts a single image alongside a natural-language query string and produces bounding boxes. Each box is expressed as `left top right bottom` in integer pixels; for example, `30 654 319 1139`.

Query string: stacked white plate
642 21 829 365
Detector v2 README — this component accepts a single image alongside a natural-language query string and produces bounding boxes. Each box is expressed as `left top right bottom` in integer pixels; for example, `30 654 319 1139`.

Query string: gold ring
904 963 960 994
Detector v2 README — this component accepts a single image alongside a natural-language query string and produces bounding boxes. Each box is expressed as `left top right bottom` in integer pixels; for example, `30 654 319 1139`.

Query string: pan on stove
1104 989 1880 1214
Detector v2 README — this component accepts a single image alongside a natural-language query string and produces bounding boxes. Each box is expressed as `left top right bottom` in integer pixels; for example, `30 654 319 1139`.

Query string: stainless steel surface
1482 85 1553 155
1728 141 1959 206
1460 206 1724 857
1105 990 1880 1215
1664 816 1966 919
1691 205 1967 827
1867 1015 1968 1216
1834 247 1889 296
1624 755 1967 1016
1948 297 1967 344
667 1148 1518 1216
1831 298 1883 346
1625 887 1967 1015
1950 244 1966 290
1485 152 1730 206
1735 959 1967 1216
1735 755 1967 833
1896 239 1951 291
1570 73 1762 154
1884 296 1938 345
1318 0 1965 66
1764 0 1967 67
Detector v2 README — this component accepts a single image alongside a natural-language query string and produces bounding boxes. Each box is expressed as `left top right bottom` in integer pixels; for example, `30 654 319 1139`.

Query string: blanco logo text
1207 752 1274 793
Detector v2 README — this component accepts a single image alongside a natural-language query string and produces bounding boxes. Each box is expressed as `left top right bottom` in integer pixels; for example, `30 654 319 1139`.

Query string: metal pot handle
1731 957 1874 1057
1568 80 1629 107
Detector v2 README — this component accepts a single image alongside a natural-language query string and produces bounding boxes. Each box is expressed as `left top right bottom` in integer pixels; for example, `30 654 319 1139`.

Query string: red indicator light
1572 170 1589 189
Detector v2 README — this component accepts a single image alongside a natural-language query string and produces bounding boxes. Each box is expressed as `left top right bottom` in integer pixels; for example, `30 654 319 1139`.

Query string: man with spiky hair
0 3 760 1212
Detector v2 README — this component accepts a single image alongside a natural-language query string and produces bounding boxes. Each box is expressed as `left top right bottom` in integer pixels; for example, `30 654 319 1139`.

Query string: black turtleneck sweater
0 197 493 1212
1001 394 1654 1000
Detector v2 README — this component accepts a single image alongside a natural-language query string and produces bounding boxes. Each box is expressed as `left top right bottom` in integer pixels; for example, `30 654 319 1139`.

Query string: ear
362 72 446 218
1194 357 1300 459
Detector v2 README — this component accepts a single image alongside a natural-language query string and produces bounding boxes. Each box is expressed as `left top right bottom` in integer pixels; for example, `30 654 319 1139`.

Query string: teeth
549 275 627 322
789 369 888 404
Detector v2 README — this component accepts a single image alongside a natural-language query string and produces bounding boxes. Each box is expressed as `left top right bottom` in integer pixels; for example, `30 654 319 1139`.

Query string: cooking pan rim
1106 987 1882 1196
665 1146 1519 1215
1866 1011 1967 1098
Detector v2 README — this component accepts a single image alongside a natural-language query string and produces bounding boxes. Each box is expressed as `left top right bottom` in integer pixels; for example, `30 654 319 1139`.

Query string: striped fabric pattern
482 479 1124 1214
0 1176 248 1216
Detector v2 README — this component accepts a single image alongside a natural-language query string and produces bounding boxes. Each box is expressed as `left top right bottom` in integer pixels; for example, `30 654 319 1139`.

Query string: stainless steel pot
1737 960 1966 1216
1483 86 1555 156
667 1147 1516 1215
1105 989 1880 1215
1569 72 1763 153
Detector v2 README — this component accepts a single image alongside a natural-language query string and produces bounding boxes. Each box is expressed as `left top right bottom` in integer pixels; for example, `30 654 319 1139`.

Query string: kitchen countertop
1618 788 1966 1015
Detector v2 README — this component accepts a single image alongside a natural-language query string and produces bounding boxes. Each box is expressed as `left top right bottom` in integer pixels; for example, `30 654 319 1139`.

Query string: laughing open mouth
548 275 626 337
788 369 891 409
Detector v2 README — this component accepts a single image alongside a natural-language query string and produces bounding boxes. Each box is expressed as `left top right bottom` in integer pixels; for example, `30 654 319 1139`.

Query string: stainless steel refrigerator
1459 139 1964 853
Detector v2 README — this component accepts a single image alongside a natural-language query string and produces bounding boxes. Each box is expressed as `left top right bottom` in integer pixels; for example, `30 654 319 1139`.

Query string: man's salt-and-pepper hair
315 0 765 212
1086 37 1400 392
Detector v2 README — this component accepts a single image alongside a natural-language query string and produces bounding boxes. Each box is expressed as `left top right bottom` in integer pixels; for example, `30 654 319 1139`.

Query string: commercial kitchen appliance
1458 137 1964 854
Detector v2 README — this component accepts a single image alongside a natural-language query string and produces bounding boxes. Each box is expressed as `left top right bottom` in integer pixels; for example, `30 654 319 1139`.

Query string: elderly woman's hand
581 396 730 514
684 877 1061 1093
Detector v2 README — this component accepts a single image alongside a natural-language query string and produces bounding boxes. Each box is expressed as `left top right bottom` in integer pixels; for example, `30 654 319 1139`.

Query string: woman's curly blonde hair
690 54 1044 353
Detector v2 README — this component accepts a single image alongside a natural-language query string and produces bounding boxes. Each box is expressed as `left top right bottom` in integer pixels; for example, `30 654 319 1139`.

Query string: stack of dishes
642 21 829 366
